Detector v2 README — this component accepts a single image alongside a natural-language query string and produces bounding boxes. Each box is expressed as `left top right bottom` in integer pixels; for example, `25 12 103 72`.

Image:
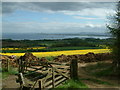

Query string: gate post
52 67 55 88
18 59 21 73
6 59 9 72
39 80 43 90
70 59 78 80
18 73 25 89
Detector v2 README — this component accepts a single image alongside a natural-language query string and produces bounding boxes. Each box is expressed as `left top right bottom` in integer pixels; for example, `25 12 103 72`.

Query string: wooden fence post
6 59 9 72
52 67 55 88
18 59 21 73
70 59 78 80
18 73 25 90
25 61 27 71
22 61 25 73
19 60 25 73
39 80 42 90
18 59 22 73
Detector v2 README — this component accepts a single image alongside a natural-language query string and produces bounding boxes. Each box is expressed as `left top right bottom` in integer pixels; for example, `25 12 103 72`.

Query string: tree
107 1 120 71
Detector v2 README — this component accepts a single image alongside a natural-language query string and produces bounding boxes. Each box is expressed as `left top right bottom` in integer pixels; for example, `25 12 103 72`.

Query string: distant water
2 33 111 40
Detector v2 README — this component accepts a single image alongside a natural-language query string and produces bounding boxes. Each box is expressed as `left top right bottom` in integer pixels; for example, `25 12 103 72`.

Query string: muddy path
2 75 20 89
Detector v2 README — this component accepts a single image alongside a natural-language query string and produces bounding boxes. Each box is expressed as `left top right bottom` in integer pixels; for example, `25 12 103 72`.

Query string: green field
1 38 113 53
2 46 103 53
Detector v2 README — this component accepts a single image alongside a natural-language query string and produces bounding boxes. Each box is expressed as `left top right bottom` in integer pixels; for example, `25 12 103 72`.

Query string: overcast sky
2 2 117 34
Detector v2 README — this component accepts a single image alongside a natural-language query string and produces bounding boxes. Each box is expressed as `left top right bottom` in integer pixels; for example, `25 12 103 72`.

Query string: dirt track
2 75 20 89
78 60 120 88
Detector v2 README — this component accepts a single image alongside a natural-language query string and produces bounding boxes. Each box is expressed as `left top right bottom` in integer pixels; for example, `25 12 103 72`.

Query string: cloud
2 2 116 34
62 8 116 18
2 2 116 22
2 22 106 33
42 18 48 20
2 0 118 2
2 2 116 14
73 16 104 20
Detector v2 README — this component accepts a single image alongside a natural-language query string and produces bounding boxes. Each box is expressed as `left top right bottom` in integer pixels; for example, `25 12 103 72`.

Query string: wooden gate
17 60 71 89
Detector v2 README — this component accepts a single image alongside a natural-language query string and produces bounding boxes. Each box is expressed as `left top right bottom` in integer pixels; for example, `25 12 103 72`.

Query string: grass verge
55 79 88 89
83 62 114 77
80 78 113 86
2 67 18 79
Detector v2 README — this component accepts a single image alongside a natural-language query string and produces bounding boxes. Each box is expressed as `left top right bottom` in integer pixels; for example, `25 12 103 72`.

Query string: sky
1 2 117 34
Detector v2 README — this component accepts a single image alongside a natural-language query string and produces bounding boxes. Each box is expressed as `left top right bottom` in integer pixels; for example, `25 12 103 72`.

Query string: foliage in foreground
107 1 120 71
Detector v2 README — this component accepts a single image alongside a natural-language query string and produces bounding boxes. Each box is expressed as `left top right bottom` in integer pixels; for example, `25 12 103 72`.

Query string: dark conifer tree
107 1 120 71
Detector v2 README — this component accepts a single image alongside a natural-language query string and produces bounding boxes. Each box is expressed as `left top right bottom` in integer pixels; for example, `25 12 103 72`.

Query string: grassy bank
2 67 18 79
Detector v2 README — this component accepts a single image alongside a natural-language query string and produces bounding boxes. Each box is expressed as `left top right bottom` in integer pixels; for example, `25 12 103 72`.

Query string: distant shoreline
2 33 111 40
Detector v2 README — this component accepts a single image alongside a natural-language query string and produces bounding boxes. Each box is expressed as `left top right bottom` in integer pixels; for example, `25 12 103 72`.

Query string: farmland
1 47 46 50
1 38 113 53
1 49 110 57
1 38 112 57
2 38 119 89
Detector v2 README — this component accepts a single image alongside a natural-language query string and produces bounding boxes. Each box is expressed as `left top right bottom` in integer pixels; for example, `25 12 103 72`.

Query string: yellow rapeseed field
1 49 111 57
